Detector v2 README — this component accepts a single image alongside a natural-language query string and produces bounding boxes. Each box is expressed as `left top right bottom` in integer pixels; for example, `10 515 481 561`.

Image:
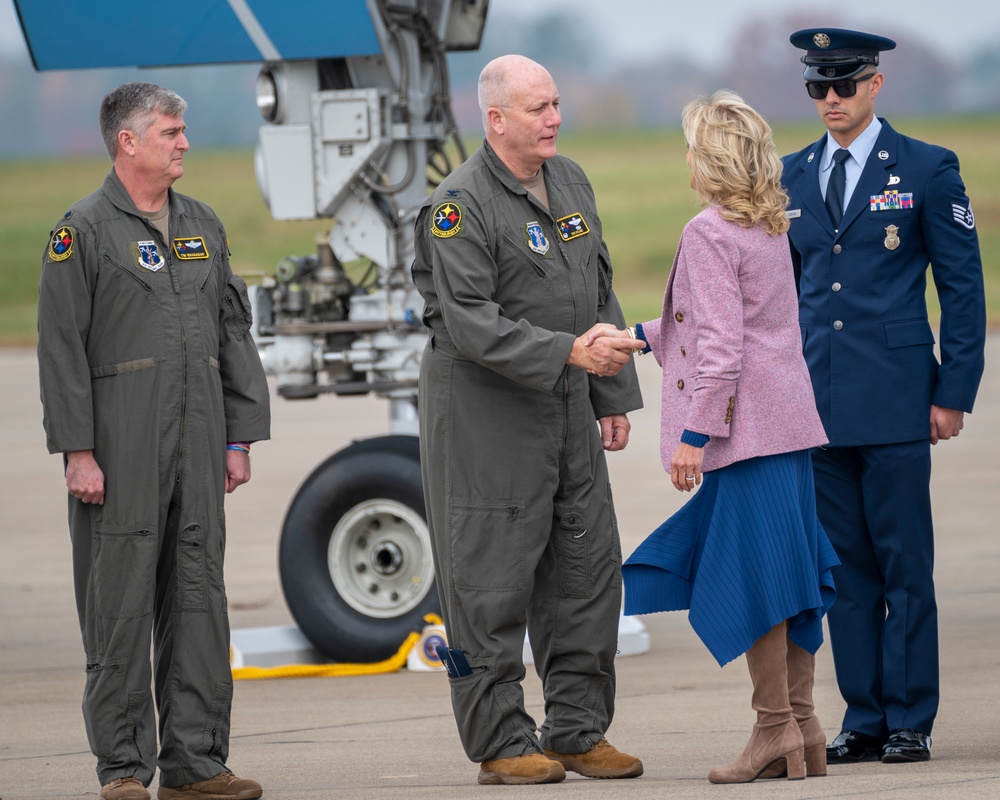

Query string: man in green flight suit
412 55 645 786
37 83 270 800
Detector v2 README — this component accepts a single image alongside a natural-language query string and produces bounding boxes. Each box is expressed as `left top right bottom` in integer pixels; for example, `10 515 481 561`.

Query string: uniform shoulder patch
556 213 590 241
173 236 209 259
48 226 76 262
952 202 975 230
431 202 465 239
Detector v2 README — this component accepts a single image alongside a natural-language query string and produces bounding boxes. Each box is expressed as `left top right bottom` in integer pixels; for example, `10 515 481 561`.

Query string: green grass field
2 117 997 344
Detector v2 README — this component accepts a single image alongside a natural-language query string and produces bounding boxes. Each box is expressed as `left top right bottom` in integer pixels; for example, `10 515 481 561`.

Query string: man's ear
870 71 884 98
487 107 505 136
118 129 136 156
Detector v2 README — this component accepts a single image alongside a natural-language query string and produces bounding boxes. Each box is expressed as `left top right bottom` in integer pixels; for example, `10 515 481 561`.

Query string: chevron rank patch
173 236 209 259
48 226 76 262
952 202 975 230
556 213 589 241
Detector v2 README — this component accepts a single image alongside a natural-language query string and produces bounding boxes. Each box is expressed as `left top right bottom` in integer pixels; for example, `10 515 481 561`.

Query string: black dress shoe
827 730 886 763
881 728 931 763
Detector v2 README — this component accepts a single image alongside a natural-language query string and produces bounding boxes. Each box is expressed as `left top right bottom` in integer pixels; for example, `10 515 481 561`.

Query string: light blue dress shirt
819 116 883 215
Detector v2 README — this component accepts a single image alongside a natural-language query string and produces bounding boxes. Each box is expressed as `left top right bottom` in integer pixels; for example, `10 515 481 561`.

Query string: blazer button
675 311 684 322
833 244 842 254
833 320 844 331
832 282 842 292
677 379 685 390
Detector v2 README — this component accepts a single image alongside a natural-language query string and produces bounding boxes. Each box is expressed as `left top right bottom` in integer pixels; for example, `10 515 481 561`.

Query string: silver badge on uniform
884 225 900 250
878 150 889 160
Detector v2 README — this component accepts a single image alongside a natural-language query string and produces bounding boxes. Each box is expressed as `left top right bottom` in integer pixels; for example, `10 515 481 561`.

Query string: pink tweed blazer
641 206 827 473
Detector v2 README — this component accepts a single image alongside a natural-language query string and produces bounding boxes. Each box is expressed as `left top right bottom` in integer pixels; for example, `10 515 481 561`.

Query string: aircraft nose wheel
278 435 439 663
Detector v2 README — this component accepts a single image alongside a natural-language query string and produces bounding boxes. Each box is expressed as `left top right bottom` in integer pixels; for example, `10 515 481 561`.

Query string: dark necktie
826 148 850 228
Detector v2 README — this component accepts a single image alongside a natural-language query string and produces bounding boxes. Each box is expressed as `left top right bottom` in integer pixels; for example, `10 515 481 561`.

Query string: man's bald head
478 55 553 130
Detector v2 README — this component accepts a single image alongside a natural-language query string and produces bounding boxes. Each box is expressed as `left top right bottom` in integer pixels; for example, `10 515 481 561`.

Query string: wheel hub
327 498 434 619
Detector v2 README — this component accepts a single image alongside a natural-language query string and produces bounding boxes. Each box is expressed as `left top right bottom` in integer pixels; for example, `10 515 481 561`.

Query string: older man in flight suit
783 30 986 765
37 83 270 800
412 55 645 785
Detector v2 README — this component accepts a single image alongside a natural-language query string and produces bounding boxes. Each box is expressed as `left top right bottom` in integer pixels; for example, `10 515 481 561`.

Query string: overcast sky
489 0 997 67
2 0 997 67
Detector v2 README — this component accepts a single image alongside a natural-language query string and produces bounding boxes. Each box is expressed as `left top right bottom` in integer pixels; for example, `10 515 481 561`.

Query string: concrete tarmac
1 343 998 799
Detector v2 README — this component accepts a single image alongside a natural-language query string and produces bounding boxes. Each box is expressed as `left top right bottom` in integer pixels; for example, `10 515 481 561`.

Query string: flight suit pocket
179 523 207 611
223 274 253 340
93 524 155 618
449 499 526 592
200 680 233 760
83 659 126 758
553 507 592 598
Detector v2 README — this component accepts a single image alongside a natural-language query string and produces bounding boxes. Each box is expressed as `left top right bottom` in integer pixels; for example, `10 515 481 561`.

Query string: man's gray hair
99 82 187 160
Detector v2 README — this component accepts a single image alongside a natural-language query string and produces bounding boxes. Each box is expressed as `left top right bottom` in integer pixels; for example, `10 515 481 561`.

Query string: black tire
278 435 439 663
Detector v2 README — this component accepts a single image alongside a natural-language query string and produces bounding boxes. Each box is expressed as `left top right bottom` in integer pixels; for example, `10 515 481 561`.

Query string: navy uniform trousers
813 440 937 736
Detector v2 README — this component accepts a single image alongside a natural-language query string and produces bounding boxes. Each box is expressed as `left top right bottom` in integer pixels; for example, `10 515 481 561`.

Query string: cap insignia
813 33 831 48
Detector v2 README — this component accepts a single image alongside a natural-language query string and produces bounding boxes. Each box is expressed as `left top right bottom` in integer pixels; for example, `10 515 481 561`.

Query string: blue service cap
790 28 897 81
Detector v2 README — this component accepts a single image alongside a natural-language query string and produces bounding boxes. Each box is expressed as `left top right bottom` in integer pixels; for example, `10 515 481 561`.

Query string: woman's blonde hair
682 90 790 235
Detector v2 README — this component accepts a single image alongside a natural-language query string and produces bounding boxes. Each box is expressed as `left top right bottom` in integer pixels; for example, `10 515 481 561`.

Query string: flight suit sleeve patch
47 226 76 262
431 202 465 239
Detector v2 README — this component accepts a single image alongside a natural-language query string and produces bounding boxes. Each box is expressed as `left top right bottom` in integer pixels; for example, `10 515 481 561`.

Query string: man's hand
669 442 704 492
66 450 105 505
930 405 964 445
599 414 631 451
568 324 644 377
226 449 252 493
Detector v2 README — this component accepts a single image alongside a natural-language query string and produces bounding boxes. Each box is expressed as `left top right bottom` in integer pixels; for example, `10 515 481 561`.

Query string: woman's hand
669 442 704 492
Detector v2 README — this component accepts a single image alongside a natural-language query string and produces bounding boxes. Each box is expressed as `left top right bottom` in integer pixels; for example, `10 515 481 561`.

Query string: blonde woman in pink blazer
594 92 838 783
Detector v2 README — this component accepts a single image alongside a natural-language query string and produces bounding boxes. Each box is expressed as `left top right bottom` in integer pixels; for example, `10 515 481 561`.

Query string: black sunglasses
805 72 875 100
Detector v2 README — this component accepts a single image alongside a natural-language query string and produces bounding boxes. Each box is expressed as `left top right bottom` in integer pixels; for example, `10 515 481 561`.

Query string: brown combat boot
478 753 566 785
156 772 262 800
543 738 644 779
101 777 150 800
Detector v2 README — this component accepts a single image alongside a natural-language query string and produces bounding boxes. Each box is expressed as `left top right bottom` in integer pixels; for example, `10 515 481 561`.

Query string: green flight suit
37 170 270 788
412 142 642 762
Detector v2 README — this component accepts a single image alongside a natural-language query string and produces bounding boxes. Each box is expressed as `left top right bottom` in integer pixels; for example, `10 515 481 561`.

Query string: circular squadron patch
431 202 464 239
48 226 75 262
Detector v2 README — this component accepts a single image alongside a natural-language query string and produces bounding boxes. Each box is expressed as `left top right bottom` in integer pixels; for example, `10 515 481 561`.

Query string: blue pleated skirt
623 450 839 666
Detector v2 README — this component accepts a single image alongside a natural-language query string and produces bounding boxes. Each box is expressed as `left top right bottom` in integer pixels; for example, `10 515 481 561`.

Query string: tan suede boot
478 754 566 785
759 639 827 778
708 622 805 783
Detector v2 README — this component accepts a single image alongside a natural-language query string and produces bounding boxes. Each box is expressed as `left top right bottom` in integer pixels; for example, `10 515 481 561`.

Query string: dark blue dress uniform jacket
783 119 986 447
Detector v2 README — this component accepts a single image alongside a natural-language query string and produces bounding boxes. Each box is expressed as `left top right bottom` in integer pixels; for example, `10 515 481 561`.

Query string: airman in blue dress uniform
783 28 986 765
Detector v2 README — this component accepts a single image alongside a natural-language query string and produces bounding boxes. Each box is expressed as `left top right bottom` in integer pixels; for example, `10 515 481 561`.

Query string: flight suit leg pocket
82 659 126 759
449 499 526 592
200 680 233 762
179 523 207 612
553 506 593 598
93 524 155 619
